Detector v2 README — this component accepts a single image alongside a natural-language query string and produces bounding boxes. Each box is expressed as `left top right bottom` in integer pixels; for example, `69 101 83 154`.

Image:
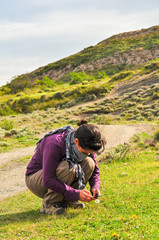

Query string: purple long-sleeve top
26 131 100 201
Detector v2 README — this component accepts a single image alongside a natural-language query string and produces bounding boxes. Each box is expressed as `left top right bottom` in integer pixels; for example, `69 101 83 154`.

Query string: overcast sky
0 0 159 87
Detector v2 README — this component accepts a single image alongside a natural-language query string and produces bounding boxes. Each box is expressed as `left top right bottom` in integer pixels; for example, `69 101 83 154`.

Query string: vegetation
81 75 159 123
0 133 159 239
0 60 159 117
154 129 159 141
0 119 14 131
0 26 159 239
1 26 159 95
0 62 159 153
0 26 158 119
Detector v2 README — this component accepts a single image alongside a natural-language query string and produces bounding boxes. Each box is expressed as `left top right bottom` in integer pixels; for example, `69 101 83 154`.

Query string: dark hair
74 119 106 152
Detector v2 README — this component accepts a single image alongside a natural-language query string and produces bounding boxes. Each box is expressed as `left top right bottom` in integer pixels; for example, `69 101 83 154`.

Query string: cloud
0 1 159 86
0 7 158 44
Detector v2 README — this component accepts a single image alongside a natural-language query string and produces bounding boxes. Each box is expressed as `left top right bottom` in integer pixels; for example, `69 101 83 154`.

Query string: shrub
154 130 159 141
115 116 120 120
93 114 112 125
53 92 64 100
137 142 145 148
0 119 14 130
106 143 130 163
130 134 140 143
8 76 35 93
69 72 94 85
145 61 159 71
152 92 159 100
97 71 109 79
0 141 9 147
0 104 15 116
10 128 28 139
35 76 56 88
5 129 18 137
148 117 153 121
0 128 5 139
110 71 134 82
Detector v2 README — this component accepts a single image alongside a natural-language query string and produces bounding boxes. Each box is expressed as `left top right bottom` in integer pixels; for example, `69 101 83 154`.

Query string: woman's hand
91 188 100 199
79 189 93 202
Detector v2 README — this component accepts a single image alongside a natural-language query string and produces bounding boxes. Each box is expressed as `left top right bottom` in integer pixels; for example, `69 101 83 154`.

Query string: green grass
0 76 112 115
0 135 39 153
0 148 158 239
0 101 158 154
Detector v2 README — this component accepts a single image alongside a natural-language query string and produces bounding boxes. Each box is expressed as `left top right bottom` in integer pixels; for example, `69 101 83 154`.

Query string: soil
0 123 157 201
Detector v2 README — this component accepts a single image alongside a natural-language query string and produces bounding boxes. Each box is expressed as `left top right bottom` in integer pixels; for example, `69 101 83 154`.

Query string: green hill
0 25 159 117
2 25 159 92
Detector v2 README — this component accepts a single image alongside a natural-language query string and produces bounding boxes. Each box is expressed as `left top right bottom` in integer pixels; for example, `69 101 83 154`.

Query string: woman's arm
88 153 100 192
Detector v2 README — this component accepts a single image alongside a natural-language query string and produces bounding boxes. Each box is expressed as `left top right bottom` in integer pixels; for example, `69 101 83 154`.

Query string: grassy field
0 143 158 240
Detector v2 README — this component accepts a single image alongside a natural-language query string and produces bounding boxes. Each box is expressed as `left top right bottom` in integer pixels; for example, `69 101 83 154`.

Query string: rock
124 163 129 166
120 172 128 176
156 156 159 161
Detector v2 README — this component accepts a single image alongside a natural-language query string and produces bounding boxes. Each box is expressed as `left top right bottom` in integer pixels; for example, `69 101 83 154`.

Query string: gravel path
0 124 156 201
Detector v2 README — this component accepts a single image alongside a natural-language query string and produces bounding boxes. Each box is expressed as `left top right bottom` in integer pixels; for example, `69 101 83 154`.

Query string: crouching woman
25 119 106 214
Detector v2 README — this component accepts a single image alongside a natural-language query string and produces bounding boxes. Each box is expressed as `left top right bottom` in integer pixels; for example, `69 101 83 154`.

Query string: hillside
1 25 159 93
0 25 159 120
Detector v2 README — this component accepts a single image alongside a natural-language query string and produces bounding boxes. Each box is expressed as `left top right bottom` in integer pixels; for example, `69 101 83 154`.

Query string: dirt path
0 124 156 201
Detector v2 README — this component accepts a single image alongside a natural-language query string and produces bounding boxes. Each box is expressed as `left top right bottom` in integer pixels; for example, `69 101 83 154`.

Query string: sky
0 0 159 87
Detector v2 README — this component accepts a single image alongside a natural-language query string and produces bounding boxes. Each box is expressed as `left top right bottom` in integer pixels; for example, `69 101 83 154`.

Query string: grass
0 59 158 117
2 26 158 94
0 147 159 239
0 134 39 153
0 101 158 153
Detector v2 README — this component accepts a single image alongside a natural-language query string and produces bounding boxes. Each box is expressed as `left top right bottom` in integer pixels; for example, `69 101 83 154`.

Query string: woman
25 119 106 215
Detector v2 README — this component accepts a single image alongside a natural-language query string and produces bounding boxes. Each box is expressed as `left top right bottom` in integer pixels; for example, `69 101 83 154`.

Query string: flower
132 214 137 219
95 199 100 203
112 232 117 237
120 216 124 221
112 232 119 238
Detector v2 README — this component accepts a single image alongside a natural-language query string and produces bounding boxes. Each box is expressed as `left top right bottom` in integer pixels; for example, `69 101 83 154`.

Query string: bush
35 76 56 88
0 141 9 147
154 130 159 141
0 119 14 130
145 61 159 71
110 71 134 82
93 114 112 125
0 128 5 139
5 129 18 137
8 76 35 93
106 143 130 163
0 104 15 116
69 72 94 85
130 134 140 143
